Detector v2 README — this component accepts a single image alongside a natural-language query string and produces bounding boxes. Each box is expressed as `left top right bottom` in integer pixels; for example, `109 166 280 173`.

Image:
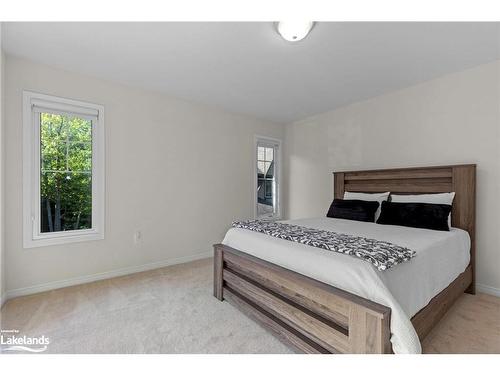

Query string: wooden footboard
214 244 392 354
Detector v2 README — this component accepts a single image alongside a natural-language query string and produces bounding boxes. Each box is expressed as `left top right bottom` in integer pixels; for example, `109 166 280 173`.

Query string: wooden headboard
333 164 476 293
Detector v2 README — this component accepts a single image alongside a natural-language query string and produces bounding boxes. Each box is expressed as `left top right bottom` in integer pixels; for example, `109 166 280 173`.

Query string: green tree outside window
40 113 92 232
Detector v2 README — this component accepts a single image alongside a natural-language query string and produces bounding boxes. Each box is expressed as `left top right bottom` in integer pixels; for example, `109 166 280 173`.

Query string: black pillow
376 201 452 231
326 199 380 222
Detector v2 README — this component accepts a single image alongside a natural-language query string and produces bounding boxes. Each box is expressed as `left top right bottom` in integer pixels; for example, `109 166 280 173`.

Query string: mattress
222 217 471 354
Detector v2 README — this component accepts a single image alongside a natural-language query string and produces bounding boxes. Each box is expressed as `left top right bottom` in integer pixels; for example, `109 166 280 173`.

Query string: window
255 136 281 219
23 91 105 248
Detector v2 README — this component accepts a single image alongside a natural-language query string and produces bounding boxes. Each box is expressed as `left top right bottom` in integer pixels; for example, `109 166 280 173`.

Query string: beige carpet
1 258 499 354
421 292 500 353
1 258 294 354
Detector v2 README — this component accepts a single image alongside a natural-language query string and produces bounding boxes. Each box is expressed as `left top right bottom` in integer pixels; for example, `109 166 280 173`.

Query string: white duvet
222 217 470 354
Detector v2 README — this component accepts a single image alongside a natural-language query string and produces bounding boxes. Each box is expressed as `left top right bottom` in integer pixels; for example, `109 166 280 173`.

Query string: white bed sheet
222 217 470 354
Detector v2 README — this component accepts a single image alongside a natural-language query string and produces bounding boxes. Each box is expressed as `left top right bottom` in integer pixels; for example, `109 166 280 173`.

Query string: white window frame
23 91 105 248
254 135 282 220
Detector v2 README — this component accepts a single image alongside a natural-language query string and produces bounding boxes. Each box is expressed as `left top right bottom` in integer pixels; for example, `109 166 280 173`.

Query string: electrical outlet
134 230 142 245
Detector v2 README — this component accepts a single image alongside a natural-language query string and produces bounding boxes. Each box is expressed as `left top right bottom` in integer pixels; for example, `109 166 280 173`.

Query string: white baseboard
3 251 213 302
477 283 500 298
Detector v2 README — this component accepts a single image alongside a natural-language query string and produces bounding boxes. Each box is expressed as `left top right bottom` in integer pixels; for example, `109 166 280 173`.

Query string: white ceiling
3 22 500 123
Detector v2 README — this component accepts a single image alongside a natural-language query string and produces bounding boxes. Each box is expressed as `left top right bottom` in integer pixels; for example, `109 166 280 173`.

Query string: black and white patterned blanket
232 220 416 271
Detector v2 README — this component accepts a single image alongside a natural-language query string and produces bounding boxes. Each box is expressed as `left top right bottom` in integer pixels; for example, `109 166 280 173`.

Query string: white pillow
343 191 390 222
390 192 455 227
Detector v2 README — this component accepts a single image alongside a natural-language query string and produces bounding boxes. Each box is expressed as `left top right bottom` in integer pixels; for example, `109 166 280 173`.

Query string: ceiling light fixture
276 21 315 42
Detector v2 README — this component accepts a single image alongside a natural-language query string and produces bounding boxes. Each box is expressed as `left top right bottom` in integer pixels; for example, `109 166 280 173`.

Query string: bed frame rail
214 244 392 354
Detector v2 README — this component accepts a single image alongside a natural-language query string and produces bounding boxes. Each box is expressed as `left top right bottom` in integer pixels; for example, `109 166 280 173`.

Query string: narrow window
23 92 105 248
255 137 281 219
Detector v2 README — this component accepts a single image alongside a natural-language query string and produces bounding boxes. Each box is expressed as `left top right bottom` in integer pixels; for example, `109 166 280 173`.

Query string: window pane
265 147 274 161
40 113 93 233
257 161 266 177
40 172 92 232
257 146 265 161
263 161 271 176
257 177 274 217
256 141 279 219
41 139 67 171
68 142 92 172
257 179 265 201
257 175 274 214
69 117 92 143
266 161 274 179
265 180 274 198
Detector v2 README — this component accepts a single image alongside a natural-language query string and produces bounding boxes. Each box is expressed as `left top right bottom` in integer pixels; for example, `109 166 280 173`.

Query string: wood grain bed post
349 305 392 354
451 165 476 294
334 172 345 199
214 244 224 300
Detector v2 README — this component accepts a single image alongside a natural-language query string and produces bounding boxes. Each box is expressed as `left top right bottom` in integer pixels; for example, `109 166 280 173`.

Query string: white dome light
277 21 314 42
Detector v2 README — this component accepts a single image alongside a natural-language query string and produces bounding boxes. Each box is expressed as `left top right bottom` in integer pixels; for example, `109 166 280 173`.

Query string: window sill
23 232 104 249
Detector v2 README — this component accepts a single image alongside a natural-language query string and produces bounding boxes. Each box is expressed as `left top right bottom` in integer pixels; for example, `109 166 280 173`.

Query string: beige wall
285 60 500 294
4 55 284 294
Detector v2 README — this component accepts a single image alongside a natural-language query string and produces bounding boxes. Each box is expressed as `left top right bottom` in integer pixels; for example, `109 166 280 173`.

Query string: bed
213 165 476 354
